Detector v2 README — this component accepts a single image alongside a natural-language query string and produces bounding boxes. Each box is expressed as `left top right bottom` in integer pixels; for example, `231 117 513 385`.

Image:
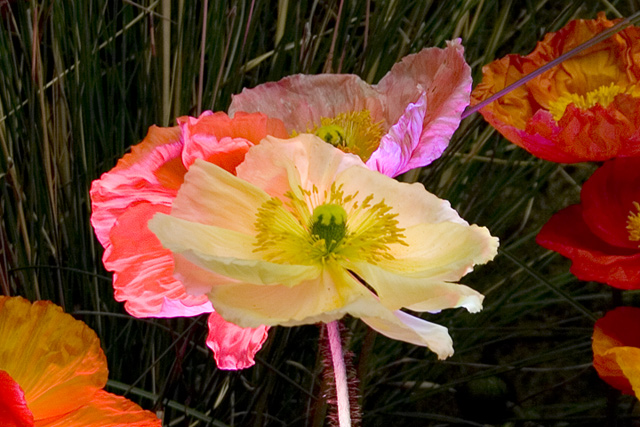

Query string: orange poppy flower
0 296 161 426
471 13 640 163
593 306 640 398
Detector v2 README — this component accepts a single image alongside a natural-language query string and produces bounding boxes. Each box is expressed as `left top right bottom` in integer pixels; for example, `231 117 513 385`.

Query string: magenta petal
159 297 213 317
366 93 427 176
0 370 34 427
206 312 269 370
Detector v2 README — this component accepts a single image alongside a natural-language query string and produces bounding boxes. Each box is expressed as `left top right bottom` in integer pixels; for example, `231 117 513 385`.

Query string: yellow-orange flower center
627 201 640 244
548 83 640 121
253 183 406 265
307 110 385 162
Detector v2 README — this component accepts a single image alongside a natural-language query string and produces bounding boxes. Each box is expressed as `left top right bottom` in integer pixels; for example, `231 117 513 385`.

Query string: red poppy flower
471 13 640 163
90 111 288 369
0 296 161 426
536 157 640 289
593 306 640 398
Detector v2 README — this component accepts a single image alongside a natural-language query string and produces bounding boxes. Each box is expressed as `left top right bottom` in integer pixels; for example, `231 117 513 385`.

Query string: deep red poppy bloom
536 157 640 289
593 306 640 398
90 111 288 369
471 13 640 163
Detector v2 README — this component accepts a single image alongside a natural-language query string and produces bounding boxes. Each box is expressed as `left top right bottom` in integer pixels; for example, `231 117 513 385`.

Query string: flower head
593 307 640 399
148 134 498 359
90 111 288 369
471 13 640 163
0 296 161 426
229 40 472 177
536 157 640 289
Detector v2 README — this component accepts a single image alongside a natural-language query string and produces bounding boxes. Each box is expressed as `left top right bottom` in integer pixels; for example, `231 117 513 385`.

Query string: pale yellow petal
348 260 484 312
359 309 455 360
380 222 499 277
0 297 107 421
335 165 467 230
208 264 367 328
149 213 259 260
236 135 363 203
170 158 271 234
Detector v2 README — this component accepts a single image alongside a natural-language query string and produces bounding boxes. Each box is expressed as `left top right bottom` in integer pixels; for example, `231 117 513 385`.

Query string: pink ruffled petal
104 203 211 318
229 75 385 132
206 312 269 370
366 93 427 176
90 128 183 251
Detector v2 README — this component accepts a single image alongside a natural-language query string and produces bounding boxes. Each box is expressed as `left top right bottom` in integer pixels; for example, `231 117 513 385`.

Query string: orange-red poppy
593 307 640 398
471 13 640 163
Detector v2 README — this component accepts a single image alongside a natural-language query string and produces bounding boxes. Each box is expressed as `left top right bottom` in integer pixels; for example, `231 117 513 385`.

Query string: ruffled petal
359 310 455 360
348 260 484 313
335 164 467 230
104 203 212 318
149 214 320 287
536 205 640 289
373 39 472 174
236 135 364 202
581 158 640 249
207 265 367 328
36 390 161 427
0 370 34 427
90 125 183 249
367 93 427 177
229 75 386 132
206 312 269 370
379 222 498 277
0 297 107 421
593 307 640 398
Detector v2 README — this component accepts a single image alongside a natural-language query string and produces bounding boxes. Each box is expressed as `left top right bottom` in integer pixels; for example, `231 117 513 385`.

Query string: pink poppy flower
229 40 472 177
0 296 162 426
90 111 288 369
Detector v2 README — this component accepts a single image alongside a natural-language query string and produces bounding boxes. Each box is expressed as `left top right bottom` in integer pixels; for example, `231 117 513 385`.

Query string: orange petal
593 307 640 397
0 370 34 427
35 390 161 427
0 297 108 421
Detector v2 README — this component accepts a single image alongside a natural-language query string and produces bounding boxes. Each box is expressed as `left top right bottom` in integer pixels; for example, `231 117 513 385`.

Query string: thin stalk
327 320 351 427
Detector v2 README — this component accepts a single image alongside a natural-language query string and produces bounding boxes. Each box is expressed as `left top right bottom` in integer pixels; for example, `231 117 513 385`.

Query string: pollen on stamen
307 110 385 162
627 201 640 244
548 83 640 121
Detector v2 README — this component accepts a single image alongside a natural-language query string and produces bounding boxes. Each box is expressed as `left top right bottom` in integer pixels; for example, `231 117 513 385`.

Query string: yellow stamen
548 83 640 121
627 201 640 244
253 183 406 265
309 110 385 162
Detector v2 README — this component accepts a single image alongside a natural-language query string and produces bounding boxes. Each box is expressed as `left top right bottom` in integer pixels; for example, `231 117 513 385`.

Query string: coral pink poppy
90 111 288 369
536 157 640 289
229 40 471 177
0 296 161 426
148 134 498 359
593 306 640 399
471 13 640 163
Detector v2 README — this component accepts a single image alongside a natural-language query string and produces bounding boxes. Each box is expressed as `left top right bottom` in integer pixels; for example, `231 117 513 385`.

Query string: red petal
536 205 640 289
0 370 34 427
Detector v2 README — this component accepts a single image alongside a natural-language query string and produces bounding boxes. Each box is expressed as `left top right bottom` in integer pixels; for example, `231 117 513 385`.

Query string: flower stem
327 320 351 427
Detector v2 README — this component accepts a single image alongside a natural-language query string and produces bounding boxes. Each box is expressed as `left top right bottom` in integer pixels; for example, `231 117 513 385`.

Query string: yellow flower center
308 110 385 162
253 183 407 265
627 201 640 244
548 83 640 121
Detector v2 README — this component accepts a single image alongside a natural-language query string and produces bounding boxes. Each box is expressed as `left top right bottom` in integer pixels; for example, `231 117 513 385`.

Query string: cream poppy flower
148 134 498 359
